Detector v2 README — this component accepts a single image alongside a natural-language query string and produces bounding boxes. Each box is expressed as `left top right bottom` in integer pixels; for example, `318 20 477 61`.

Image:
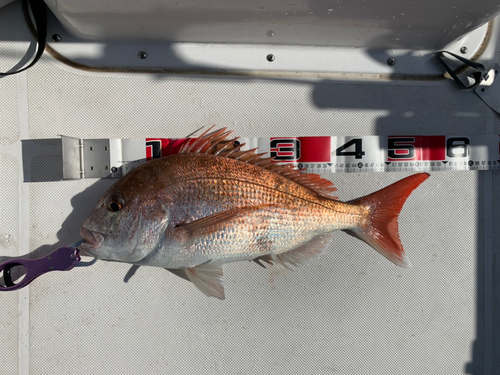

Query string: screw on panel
111 167 118 173
387 58 396 66
89 147 94 151
105 166 109 170
266 54 275 62
90 166 95 170
52 34 61 42
104 146 109 150
138 51 148 59
460 46 468 54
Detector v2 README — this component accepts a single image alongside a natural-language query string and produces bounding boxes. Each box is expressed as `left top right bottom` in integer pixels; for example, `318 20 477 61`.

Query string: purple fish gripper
0 240 83 291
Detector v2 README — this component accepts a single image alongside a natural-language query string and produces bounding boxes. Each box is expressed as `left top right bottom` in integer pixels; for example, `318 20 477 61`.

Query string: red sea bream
79 128 429 299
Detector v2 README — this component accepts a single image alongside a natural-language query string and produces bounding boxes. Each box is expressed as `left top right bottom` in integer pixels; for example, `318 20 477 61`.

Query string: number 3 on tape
270 138 301 161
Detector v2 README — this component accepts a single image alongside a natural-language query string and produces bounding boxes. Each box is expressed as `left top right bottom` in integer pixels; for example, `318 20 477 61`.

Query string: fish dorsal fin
254 233 334 270
186 261 225 299
179 127 338 199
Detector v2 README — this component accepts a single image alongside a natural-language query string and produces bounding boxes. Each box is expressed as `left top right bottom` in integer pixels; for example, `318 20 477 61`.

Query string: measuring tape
61 134 500 179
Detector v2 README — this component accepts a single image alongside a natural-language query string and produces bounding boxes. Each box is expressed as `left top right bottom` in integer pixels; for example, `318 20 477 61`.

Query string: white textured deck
0 1 498 374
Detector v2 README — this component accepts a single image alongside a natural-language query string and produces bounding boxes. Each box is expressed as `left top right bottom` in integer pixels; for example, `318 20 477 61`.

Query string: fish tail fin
344 173 429 268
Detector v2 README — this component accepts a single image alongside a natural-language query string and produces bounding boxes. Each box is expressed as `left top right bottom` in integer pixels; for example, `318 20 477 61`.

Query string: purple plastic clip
0 239 83 291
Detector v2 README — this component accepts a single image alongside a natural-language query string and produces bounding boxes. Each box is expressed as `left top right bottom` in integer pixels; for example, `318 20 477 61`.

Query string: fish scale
154 160 353 264
166 207 316 266
79 128 429 299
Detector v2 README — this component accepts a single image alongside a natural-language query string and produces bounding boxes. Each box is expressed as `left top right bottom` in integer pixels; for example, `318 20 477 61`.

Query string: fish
79 128 429 299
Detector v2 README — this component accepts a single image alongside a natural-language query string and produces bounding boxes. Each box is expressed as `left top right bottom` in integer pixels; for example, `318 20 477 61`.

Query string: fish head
79 174 171 263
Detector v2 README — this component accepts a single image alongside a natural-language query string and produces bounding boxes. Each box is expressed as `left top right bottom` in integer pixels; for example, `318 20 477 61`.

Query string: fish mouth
79 227 105 251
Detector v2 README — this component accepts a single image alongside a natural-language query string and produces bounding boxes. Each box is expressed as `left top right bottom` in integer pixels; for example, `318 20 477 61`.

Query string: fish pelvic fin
344 173 430 268
186 261 225 299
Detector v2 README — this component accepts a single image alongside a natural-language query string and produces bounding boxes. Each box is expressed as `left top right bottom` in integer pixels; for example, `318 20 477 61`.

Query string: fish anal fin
253 233 333 269
179 127 338 198
172 204 273 243
186 261 225 299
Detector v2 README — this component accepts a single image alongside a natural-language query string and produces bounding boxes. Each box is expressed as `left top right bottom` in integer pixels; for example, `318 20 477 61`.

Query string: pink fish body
80 128 429 299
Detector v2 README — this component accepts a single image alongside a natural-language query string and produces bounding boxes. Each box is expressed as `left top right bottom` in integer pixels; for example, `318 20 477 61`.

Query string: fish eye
107 195 124 212
109 202 122 212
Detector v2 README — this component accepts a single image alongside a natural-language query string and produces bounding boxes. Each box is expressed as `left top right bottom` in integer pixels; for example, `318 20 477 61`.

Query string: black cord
0 0 47 76
436 51 488 90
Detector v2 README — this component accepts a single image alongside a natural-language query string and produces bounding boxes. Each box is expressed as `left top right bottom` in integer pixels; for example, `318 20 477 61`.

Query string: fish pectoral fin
254 233 334 269
172 204 273 242
186 261 225 299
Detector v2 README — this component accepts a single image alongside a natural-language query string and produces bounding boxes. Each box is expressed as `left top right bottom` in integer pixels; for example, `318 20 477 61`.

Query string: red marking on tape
395 149 409 155
298 136 331 162
146 138 195 159
388 136 445 161
146 138 170 160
